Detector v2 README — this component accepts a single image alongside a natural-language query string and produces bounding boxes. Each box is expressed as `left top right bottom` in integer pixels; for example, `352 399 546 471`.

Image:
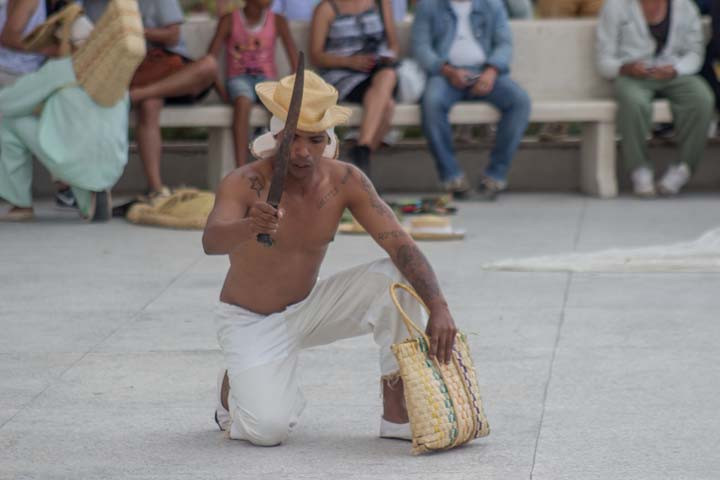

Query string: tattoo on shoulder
248 176 265 198
360 174 392 218
341 165 352 185
377 230 407 241
318 186 340 209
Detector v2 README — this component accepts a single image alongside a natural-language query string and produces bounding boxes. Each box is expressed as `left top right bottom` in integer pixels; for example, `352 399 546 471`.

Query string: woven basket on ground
72 0 145 107
126 188 215 230
390 283 490 454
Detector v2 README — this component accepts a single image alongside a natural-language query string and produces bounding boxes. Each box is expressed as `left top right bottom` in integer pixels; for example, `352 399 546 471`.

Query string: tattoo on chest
318 186 340 209
377 230 407 241
249 176 265 198
360 175 392 218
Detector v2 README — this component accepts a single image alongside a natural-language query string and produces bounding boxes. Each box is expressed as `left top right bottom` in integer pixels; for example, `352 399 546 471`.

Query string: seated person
208 0 297 167
0 0 49 87
0 56 131 221
413 0 531 200
597 0 712 196
700 0 720 130
0 0 85 209
83 0 219 198
310 0 399 178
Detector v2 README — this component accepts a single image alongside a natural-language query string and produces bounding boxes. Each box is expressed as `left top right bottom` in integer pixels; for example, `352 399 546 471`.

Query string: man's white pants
214 258 427 446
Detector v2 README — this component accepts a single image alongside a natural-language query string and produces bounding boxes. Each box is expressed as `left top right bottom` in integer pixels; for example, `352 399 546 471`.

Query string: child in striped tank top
209 0 298 167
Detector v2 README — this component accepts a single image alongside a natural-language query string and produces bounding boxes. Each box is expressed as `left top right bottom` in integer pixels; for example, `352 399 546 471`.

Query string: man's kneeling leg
225 354 305 447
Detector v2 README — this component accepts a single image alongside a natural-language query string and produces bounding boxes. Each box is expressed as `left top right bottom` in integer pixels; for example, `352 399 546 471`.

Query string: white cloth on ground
214 258 427 446
483 228 720 273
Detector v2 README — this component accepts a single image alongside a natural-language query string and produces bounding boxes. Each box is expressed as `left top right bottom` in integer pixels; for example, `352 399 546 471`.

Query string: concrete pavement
2 193 720 479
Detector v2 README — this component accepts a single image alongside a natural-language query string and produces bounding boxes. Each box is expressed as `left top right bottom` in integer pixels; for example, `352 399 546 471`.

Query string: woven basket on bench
390 283 490 454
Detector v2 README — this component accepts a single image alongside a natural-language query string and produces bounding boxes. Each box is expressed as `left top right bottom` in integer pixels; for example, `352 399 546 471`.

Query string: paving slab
3 194 720 479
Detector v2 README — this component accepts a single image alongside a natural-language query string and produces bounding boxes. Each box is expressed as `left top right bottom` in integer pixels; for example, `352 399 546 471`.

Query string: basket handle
389 283 430 344
56 4 84 56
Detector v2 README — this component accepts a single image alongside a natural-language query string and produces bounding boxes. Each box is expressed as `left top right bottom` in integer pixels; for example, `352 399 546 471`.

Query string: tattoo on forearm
396 243 443 305
249 176 264 198
341 165 352 185
318 186 340 209
360 174 392 218
377 230 407 241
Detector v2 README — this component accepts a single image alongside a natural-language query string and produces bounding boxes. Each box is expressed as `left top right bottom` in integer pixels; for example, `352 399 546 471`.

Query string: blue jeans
226 74 267 103
421 73 531 183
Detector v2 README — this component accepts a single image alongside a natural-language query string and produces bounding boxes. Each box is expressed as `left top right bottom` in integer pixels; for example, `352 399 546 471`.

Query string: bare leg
130 56 218 104
358 69 397 148
370 98 395 151
135 97 165 193
382 377 409 424
232 96 253 167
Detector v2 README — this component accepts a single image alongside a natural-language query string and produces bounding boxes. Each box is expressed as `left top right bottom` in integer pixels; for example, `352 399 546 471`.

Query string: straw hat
255 70 352 133
72 0 146 107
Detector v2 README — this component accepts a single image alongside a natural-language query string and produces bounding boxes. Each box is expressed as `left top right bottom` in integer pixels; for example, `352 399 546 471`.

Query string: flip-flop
0 209 34 222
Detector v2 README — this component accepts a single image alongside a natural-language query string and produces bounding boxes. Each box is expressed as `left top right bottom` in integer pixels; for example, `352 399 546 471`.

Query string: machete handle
256 233 274 247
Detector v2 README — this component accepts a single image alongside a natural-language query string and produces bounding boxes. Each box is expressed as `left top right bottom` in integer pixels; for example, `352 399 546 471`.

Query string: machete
257 52 305 247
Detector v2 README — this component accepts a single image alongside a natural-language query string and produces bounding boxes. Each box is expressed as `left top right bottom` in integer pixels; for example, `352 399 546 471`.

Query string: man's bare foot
0 206 34 222
382 377 409 424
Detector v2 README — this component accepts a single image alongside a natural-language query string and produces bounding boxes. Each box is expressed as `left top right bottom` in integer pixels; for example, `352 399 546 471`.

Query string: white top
0 2 46 75
447 1 486 68
596 0 703 79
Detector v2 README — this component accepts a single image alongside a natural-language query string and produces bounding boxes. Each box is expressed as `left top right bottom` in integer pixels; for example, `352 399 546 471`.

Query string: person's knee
422 86 447 114
691 82 715 117
374 68 397 89
199 55 219 81
244 415 291 446
510 86 531 117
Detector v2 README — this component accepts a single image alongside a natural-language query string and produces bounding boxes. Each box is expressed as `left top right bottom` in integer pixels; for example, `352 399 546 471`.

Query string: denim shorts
226 74 267 102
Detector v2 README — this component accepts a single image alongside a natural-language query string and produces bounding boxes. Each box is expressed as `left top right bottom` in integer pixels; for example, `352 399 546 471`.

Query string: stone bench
143 17 690 196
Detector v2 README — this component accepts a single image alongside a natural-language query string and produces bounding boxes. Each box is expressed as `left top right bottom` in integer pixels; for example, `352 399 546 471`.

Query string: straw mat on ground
127 188 215 230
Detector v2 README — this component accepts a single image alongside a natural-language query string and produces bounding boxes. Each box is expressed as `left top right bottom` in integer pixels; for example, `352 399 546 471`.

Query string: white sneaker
631 167 656 197
215 369 231 431
379 418 412 441
382 128 403 146
657 163 691 196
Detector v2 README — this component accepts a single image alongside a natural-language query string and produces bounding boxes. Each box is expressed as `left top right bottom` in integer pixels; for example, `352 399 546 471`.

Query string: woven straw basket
390 283 490 455
72 0 146 107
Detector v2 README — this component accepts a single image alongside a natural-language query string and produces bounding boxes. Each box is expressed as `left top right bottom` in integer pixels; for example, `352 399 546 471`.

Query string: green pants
615 75 714 172
0 115 92 215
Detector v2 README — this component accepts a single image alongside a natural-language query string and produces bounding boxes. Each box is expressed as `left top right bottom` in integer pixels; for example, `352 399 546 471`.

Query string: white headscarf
250 116 339 160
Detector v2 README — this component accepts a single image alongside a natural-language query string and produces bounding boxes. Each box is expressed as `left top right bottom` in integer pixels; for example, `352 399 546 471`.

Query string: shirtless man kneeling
203 71 458 446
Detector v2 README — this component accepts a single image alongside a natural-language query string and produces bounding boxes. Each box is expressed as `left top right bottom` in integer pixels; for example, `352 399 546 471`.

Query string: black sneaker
55 187 77 210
